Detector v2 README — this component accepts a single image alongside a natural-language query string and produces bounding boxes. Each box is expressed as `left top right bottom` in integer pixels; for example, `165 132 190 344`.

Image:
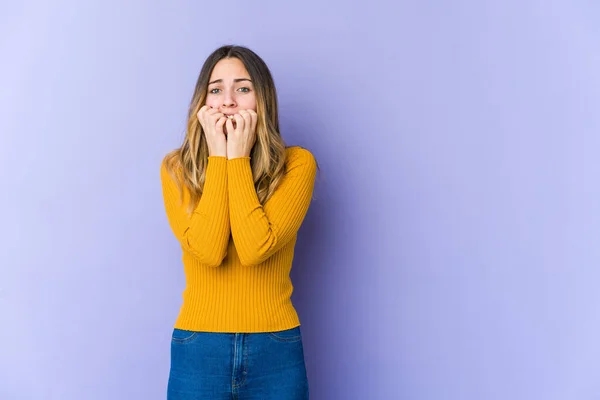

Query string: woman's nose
222 91 236 107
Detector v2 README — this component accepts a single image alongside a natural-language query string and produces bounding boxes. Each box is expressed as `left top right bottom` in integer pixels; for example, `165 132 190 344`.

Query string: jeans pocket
267 326 302 343
171 328 199 344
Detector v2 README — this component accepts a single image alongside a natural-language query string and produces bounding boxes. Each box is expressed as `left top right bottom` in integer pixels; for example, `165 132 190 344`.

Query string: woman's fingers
199 107 257 140
215 116 227 135
233 114 245 135
248 110 257 132
225 118 234 135
204 108 224 134
207 108 223 122
196 105 207 126
239 110 252 135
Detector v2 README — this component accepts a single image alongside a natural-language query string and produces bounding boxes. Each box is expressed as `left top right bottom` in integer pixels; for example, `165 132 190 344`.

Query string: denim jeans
167 326 309 399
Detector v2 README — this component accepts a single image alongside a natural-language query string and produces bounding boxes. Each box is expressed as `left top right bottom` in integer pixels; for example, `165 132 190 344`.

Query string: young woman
160 45 317 399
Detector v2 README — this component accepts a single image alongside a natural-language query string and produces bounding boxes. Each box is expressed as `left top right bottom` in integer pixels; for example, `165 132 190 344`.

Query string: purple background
1 1 600 399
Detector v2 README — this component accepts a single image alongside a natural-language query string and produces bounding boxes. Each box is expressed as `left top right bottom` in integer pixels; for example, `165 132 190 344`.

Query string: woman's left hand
226 110 258 159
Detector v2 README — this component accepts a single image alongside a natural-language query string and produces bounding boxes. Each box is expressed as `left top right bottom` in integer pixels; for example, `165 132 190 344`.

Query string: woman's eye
208 87 250 94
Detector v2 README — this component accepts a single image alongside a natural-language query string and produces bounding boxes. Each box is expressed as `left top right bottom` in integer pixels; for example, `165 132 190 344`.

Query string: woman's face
205 58 257 117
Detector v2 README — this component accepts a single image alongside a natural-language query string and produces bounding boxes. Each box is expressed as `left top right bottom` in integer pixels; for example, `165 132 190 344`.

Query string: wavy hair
163 45 289 214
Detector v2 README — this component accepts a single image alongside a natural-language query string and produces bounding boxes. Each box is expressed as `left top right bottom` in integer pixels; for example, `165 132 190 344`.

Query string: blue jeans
167 326 309 399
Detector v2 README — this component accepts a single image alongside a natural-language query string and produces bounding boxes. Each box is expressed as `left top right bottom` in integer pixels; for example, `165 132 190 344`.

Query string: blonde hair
163 45 288 214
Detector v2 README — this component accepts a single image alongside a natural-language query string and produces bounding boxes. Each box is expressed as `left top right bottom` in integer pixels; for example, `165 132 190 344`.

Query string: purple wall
2 0 599 399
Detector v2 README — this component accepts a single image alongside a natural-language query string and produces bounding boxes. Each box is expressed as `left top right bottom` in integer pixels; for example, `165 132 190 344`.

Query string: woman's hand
197 105 227 157
226 110 258 159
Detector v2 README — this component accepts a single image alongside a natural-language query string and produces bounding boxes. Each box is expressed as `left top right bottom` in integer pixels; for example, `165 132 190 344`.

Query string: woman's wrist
208 148 227 158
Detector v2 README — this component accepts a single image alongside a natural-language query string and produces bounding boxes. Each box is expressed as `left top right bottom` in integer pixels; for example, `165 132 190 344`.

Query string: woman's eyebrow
208 78 253 85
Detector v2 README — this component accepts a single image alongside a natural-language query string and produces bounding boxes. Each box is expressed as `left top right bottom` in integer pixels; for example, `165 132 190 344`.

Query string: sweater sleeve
227 147 317 266
160 156 230 267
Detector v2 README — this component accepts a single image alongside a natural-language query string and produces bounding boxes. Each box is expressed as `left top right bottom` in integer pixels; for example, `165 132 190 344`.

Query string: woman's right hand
197 105 227 157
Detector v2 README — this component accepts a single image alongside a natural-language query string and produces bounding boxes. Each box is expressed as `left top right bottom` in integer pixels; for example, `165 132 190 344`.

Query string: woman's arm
160 156 230 267
227 148 317 266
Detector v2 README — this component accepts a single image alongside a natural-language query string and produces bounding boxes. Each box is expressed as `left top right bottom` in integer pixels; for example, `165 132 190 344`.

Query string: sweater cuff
206 156 227 174
227 156 253 180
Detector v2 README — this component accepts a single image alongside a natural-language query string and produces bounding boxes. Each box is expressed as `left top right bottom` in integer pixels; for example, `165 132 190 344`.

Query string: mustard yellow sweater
160 146 317 333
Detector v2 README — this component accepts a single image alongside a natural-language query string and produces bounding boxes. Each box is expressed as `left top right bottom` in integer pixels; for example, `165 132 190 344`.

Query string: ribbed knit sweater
160 146 317 333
